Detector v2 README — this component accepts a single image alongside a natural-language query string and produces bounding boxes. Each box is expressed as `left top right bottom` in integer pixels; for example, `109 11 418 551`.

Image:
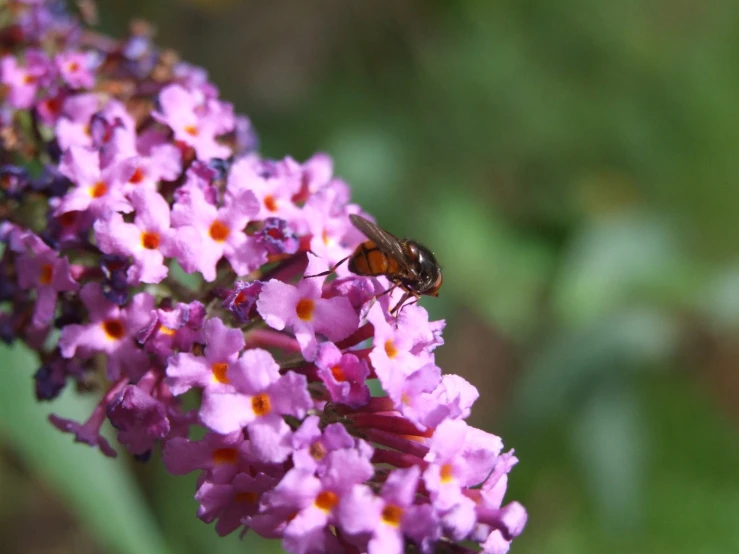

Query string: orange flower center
384 339 398 359
209 220 230 242
381 504 403 527
211 362 230 384
39 263 54 285
440 463 455 484
295 298 315 321
140 231 160 250
184 124 199 137
330 365 346 382
263 194 278 212
212 447 238 465
67 61 80 72
314 491 338 512
159 326 176 336
129 167 145 184
90 181 107 198
103 319 125 340
251 393 271 416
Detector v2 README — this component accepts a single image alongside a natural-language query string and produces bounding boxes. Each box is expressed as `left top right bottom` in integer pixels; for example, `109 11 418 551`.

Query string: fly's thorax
403 240 442 295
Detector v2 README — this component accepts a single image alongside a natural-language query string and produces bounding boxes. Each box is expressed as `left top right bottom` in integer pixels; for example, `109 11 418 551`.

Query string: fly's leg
303 255 351 278
397 297 419 315
376 284 397 299
390 290 420 316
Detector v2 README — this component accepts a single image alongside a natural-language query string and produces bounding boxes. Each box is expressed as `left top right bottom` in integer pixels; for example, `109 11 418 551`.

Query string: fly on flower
307 214 443 315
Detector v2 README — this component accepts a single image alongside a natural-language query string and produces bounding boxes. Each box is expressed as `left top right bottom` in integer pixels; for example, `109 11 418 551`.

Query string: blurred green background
2 0 739 552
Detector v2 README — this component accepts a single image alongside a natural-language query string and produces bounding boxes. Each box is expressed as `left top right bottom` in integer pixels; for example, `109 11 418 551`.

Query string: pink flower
198 348 312 462
94 188 183 284
153 84 233 160
226 156 304 223
470 452 528 554
290 415 371 475
423 419 503 530
56 51 95 89
125 130 183 193
170 184 262 281
56 146 135 216
257 253 359 361
55 93 102 150
383 362 450 430
1 50 51 109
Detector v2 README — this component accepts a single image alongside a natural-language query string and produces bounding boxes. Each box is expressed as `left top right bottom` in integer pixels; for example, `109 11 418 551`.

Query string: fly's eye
406 243 419 260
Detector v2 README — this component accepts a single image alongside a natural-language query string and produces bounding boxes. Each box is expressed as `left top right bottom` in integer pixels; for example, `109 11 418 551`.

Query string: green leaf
0 344 170 554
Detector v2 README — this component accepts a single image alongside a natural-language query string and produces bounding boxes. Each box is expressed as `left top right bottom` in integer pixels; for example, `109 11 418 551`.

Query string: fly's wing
349 214 412 272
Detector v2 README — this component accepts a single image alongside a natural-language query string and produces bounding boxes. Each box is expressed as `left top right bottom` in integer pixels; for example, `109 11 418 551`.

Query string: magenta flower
290 415 373 475
257 253 359 361
49 412 118 458
137 300 206 364
107 379 190 457
163 431 252 484
254 447 374 554
315 342 370 408
1 4 526 552
339 466 439 554
165 316 245 396
223 280 263 323
58 283 154 380
12 232 78 327
196 471 279 536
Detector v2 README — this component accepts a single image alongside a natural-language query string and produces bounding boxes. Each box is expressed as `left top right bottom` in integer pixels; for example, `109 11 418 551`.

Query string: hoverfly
306 214 442 315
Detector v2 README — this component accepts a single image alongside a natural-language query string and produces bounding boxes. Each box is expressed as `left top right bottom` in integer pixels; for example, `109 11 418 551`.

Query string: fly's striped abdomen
349 241 402 277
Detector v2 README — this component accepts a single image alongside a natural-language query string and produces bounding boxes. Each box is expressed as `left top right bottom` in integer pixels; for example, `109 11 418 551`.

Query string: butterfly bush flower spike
0 2 526 553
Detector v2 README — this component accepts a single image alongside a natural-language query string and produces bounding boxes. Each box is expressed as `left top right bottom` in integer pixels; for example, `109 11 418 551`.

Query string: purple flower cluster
0 2 526 552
